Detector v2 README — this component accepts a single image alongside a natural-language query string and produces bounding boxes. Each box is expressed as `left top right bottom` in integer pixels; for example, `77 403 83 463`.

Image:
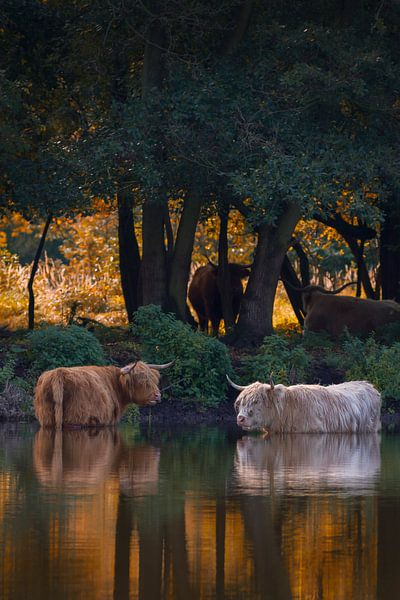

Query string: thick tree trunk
167 195 202 322
380 210 400 301
217 210 235 335
141 202 167 306
235 204 301 344
140 4 168 307
117 191 141 322
28 213 52 330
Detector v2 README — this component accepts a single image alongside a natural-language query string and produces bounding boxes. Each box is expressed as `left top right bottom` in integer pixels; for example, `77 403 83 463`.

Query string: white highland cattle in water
227 376 381 433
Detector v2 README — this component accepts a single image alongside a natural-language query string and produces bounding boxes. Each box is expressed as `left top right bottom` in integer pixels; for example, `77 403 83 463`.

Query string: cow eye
248 410 253 417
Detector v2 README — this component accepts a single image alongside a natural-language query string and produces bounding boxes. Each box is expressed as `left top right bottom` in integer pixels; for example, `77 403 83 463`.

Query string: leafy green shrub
0 354 17 389
27 325 106 373
131 305 232 406
120 404 140 424
343 336 400 403
374 321 400 346
240 334 311 385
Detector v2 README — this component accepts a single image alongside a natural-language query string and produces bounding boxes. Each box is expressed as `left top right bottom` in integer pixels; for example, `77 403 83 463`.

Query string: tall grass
0 251 126 329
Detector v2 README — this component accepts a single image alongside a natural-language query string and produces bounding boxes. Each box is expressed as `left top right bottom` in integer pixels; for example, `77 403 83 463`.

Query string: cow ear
120 361 137 375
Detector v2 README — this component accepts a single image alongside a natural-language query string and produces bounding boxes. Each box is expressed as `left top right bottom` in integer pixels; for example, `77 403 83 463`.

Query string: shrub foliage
132 305 232 406
240 334 311 385
28 324 106 373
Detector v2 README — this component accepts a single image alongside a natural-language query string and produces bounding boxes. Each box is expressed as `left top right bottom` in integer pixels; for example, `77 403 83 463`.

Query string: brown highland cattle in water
286 282 400 337
34 360 173 429
188 262 250 335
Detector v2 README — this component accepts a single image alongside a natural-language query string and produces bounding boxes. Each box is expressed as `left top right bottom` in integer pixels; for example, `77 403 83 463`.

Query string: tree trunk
140 3 168 307
217 210 235 335
280 255 305 326
167 194 202 322
292 240 310 285
380 211 400 301
141 202 167 306
28 213 52 330
117 191 141 322
344 235 377 299
235 204 301 344
221 0 253 55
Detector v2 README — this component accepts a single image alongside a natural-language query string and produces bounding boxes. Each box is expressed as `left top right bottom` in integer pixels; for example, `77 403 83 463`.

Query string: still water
1 424 400 600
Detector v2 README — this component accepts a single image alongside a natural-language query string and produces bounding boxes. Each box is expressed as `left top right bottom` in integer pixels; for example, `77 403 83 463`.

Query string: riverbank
1 384 400 433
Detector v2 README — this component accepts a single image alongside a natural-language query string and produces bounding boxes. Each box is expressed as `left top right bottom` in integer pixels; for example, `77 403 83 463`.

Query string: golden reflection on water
0 428 382 599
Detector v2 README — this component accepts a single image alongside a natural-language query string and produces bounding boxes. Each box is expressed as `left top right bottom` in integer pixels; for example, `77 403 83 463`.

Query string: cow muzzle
149 391 162 405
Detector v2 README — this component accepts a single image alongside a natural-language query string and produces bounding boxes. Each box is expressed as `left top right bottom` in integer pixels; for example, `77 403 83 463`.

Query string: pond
1 424 400 600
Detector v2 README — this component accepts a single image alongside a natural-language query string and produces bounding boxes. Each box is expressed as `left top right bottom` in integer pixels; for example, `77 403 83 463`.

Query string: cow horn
269 373 275 390
146 360 175 370
226 374 247 391
120 360 137 375
325 281 357 295
281 279 356 295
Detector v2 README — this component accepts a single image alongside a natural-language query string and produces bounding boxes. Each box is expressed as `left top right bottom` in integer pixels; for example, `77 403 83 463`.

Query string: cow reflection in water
234 434 381 494
33 428 192 600
33 428 122 489
33 429 160 493
234 434 380 600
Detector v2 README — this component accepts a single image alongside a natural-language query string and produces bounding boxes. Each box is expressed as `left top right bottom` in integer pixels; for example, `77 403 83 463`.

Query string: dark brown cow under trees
287 282 400 337
188 262 251 335
34 360 173 429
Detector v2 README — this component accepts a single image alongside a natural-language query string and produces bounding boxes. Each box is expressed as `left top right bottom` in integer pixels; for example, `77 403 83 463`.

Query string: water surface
1 424 400 599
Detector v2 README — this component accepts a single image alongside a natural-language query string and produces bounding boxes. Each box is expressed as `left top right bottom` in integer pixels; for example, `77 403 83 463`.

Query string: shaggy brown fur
33 429 160 494
33 428 121 488
302 287 400 337
34 361 163 429
188 262 250 334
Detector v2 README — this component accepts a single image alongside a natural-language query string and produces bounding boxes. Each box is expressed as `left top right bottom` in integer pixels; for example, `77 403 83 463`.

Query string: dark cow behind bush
34 360 173 429
188 262 250 335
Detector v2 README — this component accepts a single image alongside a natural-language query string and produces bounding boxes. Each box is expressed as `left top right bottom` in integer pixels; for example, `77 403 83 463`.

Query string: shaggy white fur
235 380 381 433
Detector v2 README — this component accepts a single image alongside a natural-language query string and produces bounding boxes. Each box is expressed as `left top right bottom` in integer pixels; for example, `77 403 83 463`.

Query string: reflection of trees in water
0 428 384 599
234 434 381 600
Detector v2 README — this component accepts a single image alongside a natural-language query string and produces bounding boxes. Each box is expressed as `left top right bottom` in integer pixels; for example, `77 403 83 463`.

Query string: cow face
120 361 162 406
235 382 286 432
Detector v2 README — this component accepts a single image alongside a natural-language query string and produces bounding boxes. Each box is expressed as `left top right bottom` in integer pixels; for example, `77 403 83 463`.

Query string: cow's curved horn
226 374 247 391
120 361 137 375
325 281 357 295
281 280 356 295
281 280 314 293
146 360 175 370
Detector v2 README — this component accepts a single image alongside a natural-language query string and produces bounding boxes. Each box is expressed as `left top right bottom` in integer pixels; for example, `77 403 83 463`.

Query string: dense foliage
240 334 311 385
27 325 106 373
2 0 400 341
132 305 232 405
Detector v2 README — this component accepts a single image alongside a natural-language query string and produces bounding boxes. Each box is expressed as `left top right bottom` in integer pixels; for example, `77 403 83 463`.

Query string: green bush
341 336 400 404
240 334 311 385
27 325 106 373
131 305 232 406
0 354 17 389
